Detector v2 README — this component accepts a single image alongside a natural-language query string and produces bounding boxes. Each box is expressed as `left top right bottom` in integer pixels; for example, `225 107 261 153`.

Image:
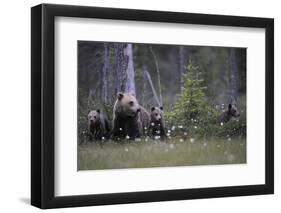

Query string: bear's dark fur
218 102 240 124
88 109 110 141
149 106 166 138
112 92 150 140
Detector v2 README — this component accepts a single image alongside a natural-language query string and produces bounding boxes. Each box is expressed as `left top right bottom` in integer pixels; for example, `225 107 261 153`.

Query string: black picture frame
31 3 274 209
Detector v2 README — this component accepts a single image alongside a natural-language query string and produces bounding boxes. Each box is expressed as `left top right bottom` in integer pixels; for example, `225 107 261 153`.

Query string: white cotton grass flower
154 136 160 140
144 126 147 130
203 142 207 147
171 126 176 131
228 137 232 141
119 128 123 131
126 135 130 140
184 132 187 136
145 138 148 142
194 126 197 129
167 129 171 133
169 144 175 149
151 122 155 126
220 122 224 126
179 138 184 143
228 154 235 162
101 137 105 140
178 125 183 129
135 138 141 142
190 138 195 143
124 147 129 152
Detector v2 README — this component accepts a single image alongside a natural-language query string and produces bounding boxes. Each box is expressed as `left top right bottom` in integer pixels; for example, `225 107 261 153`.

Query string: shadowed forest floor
78 137 246 170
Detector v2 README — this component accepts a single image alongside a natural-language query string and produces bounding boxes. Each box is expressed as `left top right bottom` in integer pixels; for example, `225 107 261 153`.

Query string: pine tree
167 61 218 138
174 62 207 122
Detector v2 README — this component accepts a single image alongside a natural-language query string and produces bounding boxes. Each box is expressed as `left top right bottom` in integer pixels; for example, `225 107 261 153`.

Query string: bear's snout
137 108 141 112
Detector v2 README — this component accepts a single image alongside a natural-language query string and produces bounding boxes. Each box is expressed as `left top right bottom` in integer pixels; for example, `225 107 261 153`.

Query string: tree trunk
144 68 161 106
141 64 147 105
114 43 136 94
179 46 185 86
101 43 109 103
149 46 163 105
125 44 136 94
229 48 238 98
178 46 190 88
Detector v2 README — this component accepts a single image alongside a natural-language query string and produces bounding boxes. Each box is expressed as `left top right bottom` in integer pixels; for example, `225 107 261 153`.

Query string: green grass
78 137 246 170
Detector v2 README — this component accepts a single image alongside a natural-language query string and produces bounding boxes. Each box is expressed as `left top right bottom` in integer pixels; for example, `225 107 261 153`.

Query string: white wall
0 0 279 212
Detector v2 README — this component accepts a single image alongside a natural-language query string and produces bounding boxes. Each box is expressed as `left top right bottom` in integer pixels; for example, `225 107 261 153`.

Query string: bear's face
228 103 240 117
88 109 100 124
150 106 163 122
115 92 140 117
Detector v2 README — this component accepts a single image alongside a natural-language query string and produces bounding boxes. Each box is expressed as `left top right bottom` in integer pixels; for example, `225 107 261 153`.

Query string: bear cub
218 102 240 124
149 106 166 138
88 109 110 141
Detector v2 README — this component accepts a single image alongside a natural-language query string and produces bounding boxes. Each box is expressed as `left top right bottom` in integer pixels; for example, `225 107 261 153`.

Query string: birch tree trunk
144 68 161 106
114 43 136 94
149 46 163 105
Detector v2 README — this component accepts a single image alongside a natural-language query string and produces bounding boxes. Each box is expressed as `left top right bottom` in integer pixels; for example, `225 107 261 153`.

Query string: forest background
78 41 246 143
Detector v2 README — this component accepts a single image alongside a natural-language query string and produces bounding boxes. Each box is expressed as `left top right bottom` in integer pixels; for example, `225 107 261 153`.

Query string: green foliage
165 62 217 138
215 98 247 138
78 89 89 144
164 62 246 139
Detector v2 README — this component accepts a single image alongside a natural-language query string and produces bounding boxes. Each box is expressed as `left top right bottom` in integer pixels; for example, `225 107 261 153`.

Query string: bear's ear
117 92 124 100
96 109 100 113
159 106 163 110
228 104 232 110
151 107 155 112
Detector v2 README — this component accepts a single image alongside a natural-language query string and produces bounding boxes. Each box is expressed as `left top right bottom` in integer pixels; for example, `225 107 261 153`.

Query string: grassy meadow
78 137 246 170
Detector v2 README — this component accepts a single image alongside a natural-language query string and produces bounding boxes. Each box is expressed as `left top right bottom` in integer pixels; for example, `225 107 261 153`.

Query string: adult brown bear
112 92 150 140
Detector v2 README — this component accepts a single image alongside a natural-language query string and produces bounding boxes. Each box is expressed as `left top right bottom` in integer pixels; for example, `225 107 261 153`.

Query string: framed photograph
31 4 274 209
